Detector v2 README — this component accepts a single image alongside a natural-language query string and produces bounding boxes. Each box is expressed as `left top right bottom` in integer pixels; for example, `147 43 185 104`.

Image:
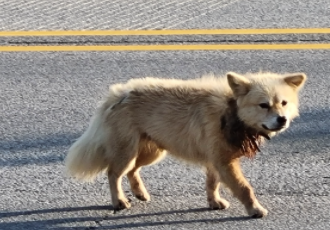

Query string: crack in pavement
2 39 330 46
1 34 330 46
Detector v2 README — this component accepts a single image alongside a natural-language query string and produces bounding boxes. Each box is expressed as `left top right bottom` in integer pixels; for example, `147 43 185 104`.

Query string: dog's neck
221 98 269 158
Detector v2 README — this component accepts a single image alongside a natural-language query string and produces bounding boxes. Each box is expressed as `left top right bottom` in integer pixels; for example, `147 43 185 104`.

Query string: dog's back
123 80 229 162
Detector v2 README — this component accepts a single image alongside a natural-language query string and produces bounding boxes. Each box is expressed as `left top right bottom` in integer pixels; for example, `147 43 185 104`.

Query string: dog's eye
259 103 270 109
281 100 287 106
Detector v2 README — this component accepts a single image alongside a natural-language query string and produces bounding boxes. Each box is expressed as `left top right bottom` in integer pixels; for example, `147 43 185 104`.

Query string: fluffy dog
65 72 306 218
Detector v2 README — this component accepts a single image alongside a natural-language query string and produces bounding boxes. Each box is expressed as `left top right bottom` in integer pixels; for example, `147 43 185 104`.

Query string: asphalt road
1 0 330 30
1 1 330 230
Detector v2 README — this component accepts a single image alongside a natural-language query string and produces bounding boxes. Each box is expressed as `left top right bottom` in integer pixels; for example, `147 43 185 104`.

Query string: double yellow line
1 28 330 51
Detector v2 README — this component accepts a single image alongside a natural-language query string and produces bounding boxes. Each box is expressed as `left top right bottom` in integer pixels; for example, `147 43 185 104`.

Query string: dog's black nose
277 116 287 125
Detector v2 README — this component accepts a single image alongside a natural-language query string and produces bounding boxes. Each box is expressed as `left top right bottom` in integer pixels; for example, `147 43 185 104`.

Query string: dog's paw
208 197 230 210
113 198 131 212
135 192 151 201
247 203 268 218
131 185 151 202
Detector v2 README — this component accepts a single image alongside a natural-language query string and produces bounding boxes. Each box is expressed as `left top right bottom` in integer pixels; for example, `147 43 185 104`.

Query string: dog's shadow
0 205 251 229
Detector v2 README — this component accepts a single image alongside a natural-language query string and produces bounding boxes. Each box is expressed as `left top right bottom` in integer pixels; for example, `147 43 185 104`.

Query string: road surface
0 1 329 229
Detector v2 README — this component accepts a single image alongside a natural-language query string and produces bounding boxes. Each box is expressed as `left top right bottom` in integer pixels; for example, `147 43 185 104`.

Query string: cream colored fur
65 72 306 218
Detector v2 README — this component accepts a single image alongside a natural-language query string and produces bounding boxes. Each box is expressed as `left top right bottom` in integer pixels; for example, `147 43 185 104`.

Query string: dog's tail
65 83 129 182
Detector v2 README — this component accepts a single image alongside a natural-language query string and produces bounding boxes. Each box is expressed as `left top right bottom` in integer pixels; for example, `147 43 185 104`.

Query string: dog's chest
220 100 263 158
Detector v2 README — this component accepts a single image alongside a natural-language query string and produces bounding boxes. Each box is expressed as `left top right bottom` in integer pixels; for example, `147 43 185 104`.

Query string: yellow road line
1 28 330 36
1 44 330 52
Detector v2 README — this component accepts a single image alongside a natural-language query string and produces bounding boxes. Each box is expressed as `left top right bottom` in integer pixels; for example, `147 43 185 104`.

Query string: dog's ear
227 72 250 96
284 73 307 90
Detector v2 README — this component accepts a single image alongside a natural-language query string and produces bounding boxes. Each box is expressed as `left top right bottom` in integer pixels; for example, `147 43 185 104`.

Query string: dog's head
227 72 306 137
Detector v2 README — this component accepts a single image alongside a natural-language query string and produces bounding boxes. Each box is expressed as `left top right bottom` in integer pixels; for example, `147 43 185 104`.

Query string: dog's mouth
258 131 271 140
262 124 285 132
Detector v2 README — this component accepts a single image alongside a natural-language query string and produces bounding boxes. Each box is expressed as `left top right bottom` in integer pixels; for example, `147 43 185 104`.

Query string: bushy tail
65 83 128 181
65 109 110 181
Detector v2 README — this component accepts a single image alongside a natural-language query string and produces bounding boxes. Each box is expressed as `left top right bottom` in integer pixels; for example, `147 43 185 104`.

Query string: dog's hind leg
205 166 230 210
215 159 268 218
108 169 133 211
107 139 139 211
127 140 166 201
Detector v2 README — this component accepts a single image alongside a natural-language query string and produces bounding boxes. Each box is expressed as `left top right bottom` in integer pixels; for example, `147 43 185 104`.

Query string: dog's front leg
217 159 268 218
205 166 230 210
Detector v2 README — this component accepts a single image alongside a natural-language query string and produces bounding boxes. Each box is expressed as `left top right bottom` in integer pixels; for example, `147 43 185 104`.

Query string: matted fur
65 71 306 218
